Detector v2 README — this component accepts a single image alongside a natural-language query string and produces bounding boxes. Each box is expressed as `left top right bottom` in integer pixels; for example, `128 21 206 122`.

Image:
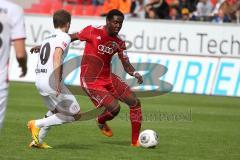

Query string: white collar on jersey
54 28 66 33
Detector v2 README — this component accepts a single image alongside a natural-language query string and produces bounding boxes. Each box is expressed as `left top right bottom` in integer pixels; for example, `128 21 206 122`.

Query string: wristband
133 71 137 76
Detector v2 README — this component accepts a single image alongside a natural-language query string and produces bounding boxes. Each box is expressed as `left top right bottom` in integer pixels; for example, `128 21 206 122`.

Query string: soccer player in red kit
71 9 143 147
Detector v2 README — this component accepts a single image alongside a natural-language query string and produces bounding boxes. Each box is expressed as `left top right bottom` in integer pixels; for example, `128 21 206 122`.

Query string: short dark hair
106 9 124 20
53 9 71 28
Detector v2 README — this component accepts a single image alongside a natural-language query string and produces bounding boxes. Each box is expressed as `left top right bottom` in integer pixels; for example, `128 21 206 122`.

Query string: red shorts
80 73 130 108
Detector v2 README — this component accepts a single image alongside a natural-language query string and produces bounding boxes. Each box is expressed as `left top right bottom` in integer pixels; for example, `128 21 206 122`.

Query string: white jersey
0 0 26 90
35 29 71 96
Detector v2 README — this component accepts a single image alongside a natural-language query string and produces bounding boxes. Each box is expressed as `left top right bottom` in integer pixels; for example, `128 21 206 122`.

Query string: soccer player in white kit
27 10 81 149
0 0 27 130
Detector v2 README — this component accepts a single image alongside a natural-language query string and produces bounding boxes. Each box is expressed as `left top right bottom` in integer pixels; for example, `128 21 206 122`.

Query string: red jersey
77 25 128 84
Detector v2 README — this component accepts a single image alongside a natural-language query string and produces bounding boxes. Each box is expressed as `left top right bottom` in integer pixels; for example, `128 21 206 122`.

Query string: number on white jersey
40 43 51 65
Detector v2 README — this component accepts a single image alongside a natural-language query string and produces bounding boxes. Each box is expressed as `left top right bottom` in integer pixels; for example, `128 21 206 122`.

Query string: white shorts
0 90 8 129
41 94 80 116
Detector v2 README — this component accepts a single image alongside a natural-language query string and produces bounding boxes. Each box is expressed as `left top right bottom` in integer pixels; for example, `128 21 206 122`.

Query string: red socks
97 111 114 124
130 107 142 144
97 103 142 145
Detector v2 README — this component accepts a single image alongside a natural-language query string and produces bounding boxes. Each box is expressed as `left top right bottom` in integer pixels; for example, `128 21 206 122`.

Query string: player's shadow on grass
102 140 129 146
55 143 93 150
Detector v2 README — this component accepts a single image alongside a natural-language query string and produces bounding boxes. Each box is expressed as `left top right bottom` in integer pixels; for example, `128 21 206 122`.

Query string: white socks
35 112 75 144
38 111 53 144
35 112 75 128
35 114 66 128
39 126 50 144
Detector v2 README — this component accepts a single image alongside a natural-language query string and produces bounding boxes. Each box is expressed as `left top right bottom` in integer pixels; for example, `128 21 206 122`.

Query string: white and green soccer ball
138 129 159 148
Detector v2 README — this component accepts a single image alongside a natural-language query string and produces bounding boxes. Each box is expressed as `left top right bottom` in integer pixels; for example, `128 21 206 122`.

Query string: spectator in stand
219 0 240 22
147 8 159 18
181 7 190 21
102 0 119 16
119 0 132 14
130 0 145 18
178 0 198 13
102 0 131 16
196 0 213 21
211 0 225 16
212 9 230 23
145 0 170 19
130 0 138 14
165 0 179 7
168 6 180 20
132 0 159 19
211 0 218 6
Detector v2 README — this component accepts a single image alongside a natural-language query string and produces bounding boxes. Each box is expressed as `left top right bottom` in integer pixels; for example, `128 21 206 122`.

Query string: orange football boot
131 140 140 147
97 121 113 137
27 120 40 144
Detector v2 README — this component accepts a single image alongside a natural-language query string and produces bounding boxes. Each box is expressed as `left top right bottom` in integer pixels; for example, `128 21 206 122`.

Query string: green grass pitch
0 82 240 160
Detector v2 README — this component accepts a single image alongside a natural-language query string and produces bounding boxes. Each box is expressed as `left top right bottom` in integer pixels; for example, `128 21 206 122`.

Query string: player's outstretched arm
13 39 27 77
69 33 79 42
120 56 143 84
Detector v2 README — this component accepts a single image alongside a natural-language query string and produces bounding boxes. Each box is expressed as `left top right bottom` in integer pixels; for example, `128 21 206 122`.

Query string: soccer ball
138 129 159 148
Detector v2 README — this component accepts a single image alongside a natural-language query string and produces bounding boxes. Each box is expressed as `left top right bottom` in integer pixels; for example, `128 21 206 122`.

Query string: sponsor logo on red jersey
98 45 114 54
97 41 119 55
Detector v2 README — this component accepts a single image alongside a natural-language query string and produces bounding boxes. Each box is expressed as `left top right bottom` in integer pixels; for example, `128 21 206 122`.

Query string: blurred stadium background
9 0 240 23
1 0 240 160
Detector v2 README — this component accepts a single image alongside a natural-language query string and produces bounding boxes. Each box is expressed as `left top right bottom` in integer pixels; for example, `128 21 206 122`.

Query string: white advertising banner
24 15 240 57
8 15 240 97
